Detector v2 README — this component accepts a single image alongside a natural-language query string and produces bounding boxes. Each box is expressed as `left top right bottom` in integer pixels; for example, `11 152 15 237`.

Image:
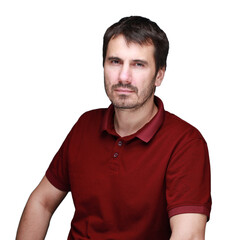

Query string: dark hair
103 16 169 73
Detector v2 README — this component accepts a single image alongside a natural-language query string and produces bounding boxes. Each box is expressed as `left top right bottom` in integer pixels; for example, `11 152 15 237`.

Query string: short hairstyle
103 16 169 73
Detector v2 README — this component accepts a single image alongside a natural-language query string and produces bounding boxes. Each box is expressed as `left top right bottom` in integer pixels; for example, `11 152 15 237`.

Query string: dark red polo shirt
46 96 211 240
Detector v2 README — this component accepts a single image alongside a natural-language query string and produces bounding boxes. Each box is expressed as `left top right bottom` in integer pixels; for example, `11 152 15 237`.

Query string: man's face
104 34 164 110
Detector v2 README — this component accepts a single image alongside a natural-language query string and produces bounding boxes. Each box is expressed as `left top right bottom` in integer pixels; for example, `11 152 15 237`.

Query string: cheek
104 69 117 84
134 71 154 86
104 72 116 93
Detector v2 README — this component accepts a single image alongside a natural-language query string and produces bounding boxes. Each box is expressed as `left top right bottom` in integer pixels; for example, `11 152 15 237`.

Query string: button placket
118 140 123 147
109 138 125 174
112 139 124 159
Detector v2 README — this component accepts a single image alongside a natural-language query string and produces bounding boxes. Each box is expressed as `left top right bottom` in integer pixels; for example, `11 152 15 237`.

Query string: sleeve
166 137 212 220
45 127 75 192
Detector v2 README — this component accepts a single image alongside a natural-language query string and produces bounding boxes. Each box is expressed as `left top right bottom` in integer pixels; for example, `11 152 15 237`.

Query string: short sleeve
45 128 74 192
166 137 212 220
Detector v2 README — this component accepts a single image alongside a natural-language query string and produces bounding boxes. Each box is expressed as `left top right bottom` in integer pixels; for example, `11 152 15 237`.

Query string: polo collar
101 96 165 143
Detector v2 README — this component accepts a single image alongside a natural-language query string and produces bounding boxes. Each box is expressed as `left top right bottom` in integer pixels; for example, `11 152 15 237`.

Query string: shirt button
118 141 123 146
113 152 119 158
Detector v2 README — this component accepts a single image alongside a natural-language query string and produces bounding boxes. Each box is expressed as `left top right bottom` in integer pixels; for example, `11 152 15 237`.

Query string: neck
114 95 158 137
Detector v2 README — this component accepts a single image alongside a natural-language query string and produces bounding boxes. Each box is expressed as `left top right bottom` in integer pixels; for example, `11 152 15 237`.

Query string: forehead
106 35 155 61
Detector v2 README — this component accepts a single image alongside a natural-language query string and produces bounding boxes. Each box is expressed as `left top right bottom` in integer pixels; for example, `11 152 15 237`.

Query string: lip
114 88 134 93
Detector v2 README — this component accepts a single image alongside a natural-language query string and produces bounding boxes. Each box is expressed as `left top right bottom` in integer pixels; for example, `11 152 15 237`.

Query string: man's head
103 16 169 110
103 16 169 74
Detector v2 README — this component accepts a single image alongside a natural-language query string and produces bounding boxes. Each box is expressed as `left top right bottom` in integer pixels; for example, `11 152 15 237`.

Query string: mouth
114 88 134 94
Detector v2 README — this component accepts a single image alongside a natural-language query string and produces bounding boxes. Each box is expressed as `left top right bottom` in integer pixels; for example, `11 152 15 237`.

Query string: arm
170 213 207 240
16 176 67 240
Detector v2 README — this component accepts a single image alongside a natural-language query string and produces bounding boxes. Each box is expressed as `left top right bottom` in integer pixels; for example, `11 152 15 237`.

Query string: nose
119 64 131 84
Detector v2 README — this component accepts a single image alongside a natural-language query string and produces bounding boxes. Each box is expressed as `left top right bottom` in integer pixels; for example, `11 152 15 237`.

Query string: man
16 16 211 240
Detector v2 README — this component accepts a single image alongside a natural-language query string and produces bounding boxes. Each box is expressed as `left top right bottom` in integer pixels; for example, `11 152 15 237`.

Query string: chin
112 98 137 109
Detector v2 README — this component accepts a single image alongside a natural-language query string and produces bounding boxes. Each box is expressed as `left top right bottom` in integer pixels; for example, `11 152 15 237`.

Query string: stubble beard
104 78 156 110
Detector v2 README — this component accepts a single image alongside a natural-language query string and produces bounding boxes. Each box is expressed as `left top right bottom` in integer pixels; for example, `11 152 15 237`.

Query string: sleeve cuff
45 170 70 192
168 205 211 221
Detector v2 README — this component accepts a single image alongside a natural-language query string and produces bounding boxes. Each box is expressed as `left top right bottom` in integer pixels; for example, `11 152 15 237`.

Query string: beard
104 78 156 110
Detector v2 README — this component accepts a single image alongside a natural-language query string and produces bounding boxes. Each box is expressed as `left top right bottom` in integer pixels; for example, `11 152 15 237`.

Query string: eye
111 59 120 64
133 60 147 68
108 58 121 65
135 62 144 67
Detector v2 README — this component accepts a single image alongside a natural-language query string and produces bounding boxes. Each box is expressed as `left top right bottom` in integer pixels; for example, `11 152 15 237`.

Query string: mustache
111 83 138 93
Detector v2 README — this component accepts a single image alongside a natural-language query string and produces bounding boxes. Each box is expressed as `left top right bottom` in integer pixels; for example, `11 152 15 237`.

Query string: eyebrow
107 57 121 61
107 57 148 65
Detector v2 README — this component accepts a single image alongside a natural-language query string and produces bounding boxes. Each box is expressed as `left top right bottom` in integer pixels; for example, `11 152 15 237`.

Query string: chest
67 133 171 212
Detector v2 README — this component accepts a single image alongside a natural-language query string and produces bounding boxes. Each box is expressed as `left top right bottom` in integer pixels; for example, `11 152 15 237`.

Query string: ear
155 67 165 87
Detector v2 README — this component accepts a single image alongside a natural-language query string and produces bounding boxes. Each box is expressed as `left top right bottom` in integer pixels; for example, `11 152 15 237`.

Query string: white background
1 0 249 239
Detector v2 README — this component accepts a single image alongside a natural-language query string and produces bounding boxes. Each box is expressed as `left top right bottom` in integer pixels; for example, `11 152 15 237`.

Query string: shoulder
78 108 107 122
162 111 206 144
68 108 107 136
